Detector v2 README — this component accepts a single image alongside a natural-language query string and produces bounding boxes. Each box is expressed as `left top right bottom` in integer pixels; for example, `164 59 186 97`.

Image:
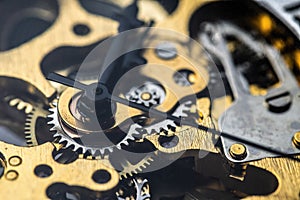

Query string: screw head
293 131 300 149
155 42 177 60
229 143 247 160
265 90 292 113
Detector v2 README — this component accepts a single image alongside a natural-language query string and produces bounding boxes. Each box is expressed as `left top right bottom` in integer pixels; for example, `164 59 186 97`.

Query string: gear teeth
24 104 50 147
50 126 56 132
24 126 31 131
143 119 177 135
125 100 193 141
6 97 34 114
48 101 129 157
53 132 61 138
91 149 98 156
172 100 193 118
72 144 81 152
63 141 72 148
24 135 31 139
143 101 150 107
126 82 164 108
121 173 131 179
116 133 135 149
116 124 142 149
119 155 154 180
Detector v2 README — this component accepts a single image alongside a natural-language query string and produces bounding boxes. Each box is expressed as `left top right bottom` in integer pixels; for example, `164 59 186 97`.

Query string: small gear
128 100 194 139
48 102 136 157
133 178 151 200
117 177 151 200
126 82 165 107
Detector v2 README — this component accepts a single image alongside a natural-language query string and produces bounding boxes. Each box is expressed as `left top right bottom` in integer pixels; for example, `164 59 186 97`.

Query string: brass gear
21 102 156 181
24 105 50 146
5 96 34 114
48 102 114 157
5 96 50 146
119 153 156 179
23 102 154 180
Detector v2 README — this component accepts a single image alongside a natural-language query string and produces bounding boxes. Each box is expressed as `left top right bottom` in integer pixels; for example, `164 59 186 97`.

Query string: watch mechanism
0 0 299 199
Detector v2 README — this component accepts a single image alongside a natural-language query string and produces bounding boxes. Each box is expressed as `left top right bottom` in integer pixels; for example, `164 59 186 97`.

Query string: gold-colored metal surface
246 156 300 200
0 141 119 199
141 51 208 112
146 98 218 154
0 0 118 100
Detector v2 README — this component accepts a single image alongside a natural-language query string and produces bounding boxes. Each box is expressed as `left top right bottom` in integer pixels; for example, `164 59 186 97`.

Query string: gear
127 100 194 139
119 153 155 179
126 82 165 107
133 178 151 200
48 102 136 157
49 101 157 179
172 100 193 118
5 96 34 114
117 177 151 200
24 105 50 146
5 96 51 147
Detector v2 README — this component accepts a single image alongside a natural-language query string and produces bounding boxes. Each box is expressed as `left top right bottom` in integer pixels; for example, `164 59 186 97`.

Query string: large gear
48 96 194 157
20 100 157 180
48 100 157 179
48 102 137 157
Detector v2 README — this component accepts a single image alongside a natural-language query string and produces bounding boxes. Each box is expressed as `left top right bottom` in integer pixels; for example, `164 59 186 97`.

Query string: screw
265 89 292 113
293 131 300 149
229 143 247 160
155 42 177 60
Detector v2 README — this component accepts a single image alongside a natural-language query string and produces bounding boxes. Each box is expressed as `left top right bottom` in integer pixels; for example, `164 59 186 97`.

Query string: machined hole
34 164 53 178
173 69 196 86
92 169 111 184
158 135 179 148
73 23 91 36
